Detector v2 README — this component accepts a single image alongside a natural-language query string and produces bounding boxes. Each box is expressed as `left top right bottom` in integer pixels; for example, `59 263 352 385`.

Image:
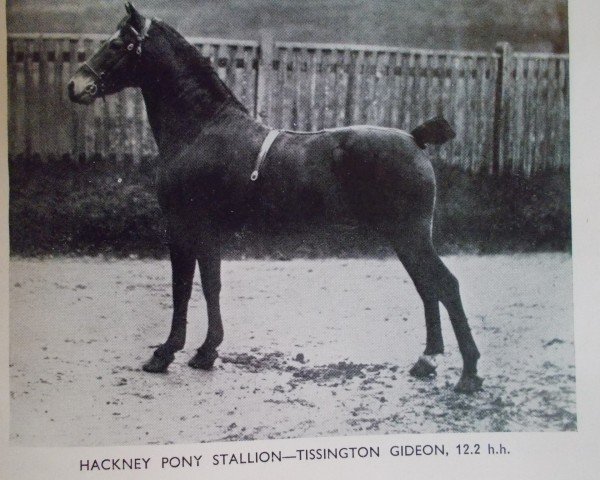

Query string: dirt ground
9 253 575 446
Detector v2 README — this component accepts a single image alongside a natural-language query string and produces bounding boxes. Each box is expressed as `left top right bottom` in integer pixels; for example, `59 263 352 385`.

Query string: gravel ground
9 253 575 446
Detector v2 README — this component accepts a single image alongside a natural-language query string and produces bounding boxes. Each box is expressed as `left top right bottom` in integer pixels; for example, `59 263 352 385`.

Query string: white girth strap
251 130 281 181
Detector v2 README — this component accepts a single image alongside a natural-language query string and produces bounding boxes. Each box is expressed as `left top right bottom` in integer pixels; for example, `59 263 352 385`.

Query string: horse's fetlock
464 345 480 362
424 344 444 356
154 343 174 358
188 347 219 370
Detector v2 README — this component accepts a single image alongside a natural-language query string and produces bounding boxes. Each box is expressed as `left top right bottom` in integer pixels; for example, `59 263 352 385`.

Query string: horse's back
280 124 433 186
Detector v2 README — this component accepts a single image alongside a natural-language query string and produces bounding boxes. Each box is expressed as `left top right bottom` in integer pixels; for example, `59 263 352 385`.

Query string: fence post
255 29 274 123
492 41 514 174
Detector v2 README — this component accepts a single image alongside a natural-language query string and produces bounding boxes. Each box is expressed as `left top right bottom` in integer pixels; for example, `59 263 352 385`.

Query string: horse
68 3 482 393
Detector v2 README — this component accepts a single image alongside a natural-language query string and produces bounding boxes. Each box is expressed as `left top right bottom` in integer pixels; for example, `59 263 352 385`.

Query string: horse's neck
139 64 252 158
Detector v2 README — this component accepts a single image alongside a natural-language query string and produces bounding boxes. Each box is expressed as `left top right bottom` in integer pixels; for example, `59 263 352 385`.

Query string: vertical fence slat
423 53 435 121
342 50 356 126
538 59 551 172
509 57 519 173
492 42 515 174
374 51 388 125
307 48 317 130
320 49 332 129
514 56 523 173
537 59 547 173
519 57 530 175
292 48 302 129
80 38 94 160
36 37 49 157
559 58 570 169
68 38 82 159
277 47 290 129
461 56 472 171
389 52 401 128
382 52 395 127
242 46 254 115
52 39 65 156
449 55 461 165
8 39 19 155
474 57 486 171
329 49 341 127
22 40 34 156
356 49 368 124
438 54 451 162
546 59 558 171
398 53 412 129
256 30 274 124
525 58 536 175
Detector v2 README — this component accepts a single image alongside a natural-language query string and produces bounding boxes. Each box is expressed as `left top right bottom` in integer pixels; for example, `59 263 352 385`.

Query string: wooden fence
7 33 570 175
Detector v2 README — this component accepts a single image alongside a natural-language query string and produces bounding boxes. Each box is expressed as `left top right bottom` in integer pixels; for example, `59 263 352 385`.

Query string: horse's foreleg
143 244 196 373
188 249 223 370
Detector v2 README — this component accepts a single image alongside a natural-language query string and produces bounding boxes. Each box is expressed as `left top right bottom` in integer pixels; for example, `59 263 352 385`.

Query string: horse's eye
109 40 123 50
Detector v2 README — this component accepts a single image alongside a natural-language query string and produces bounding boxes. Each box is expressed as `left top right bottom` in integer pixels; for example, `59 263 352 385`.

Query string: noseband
82 17 152 97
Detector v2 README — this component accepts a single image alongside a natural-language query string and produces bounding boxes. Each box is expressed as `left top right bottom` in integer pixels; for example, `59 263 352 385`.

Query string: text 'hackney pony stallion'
68 4 482 393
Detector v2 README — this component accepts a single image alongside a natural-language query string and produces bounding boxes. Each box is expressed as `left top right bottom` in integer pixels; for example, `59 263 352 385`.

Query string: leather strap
251 129 281 181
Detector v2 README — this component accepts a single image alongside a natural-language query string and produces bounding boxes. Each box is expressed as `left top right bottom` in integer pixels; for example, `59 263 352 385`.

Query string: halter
82 18 152 98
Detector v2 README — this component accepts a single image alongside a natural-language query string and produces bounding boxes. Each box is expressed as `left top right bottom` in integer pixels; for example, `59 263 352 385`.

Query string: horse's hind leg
143 244 196 373
434 256 482 392
188 247 223 370
395 241 444 378
393 233 482 393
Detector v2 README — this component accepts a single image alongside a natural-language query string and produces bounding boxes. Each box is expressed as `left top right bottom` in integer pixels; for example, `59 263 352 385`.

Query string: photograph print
7 0 573 446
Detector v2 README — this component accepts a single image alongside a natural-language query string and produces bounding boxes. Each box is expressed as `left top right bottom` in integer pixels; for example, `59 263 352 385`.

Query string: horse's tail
411 116 456 149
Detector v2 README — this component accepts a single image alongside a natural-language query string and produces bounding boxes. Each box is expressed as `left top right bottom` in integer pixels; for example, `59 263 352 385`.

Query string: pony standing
68 4 482 393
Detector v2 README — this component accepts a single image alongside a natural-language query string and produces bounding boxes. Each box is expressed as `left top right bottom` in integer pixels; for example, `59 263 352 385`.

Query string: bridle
82 17 152 98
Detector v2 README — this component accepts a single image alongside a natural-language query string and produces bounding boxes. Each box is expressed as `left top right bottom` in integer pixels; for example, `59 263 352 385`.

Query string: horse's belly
249 152 353 228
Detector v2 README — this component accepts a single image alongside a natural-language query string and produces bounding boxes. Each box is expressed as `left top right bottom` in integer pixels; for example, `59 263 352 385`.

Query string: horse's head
68 3 151 104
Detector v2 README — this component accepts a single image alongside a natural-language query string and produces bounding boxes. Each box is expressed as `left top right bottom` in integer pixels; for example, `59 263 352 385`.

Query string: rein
84 17 152 97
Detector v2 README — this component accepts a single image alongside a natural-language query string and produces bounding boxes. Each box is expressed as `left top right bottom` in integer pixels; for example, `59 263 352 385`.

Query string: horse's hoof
454 374 483 393
142 351 174 373
409 355 437 378
188 349 218 370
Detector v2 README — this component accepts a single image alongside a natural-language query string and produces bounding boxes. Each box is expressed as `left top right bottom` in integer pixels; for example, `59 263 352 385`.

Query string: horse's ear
125 2 144 30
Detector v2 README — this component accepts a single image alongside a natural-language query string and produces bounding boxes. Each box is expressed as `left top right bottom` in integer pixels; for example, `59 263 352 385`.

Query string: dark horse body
69 4 482 392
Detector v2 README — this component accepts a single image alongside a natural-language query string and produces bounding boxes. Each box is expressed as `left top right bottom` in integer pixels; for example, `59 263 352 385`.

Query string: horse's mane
152 20 249 114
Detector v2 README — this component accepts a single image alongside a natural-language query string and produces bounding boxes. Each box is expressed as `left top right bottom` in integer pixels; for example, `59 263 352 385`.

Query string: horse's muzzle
67 74 97 104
